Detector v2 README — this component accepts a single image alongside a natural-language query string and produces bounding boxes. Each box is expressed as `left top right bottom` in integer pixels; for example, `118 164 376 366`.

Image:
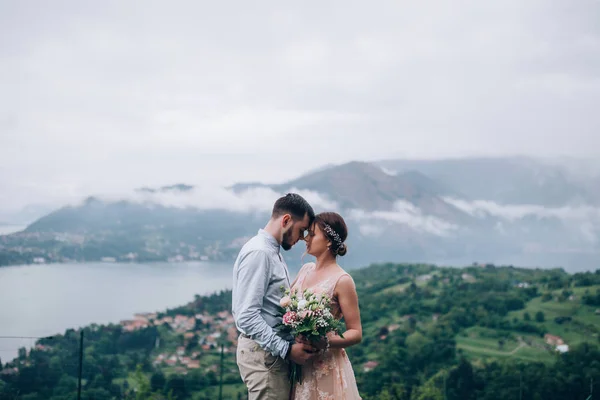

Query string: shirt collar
258 229 280 253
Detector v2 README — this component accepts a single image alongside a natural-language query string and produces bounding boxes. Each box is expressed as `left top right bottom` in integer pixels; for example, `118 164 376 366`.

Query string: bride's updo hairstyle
314 212 348 257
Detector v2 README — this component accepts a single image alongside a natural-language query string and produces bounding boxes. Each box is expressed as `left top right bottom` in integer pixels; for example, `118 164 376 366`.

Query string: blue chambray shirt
232 229 293 358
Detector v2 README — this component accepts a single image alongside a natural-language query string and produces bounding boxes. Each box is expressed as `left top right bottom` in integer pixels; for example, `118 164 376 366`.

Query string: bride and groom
232 193 362 399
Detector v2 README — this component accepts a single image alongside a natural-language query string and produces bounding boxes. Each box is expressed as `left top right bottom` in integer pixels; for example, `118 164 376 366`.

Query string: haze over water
0 261 233 362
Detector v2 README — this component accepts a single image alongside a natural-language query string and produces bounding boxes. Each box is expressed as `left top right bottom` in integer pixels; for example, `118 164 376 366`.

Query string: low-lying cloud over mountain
3 157 599 271
89 185 339 215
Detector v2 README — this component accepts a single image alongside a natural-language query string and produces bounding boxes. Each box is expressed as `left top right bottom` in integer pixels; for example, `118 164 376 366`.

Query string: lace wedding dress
291 263 362 400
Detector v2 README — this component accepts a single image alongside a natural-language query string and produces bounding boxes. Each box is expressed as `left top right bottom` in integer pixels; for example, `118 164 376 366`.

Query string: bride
290 212 362 400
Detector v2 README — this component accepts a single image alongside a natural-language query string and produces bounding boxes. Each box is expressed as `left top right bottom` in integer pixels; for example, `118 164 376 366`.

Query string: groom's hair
272 193 315 223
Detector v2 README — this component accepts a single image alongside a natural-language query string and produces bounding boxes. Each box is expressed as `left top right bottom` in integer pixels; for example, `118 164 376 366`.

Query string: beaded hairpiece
322 223 343 249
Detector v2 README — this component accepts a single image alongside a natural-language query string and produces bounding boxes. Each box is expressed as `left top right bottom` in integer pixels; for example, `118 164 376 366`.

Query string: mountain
135 183 194 194
235 161 467 220
0 203 58 226
377 156 600 207
1 157 599 271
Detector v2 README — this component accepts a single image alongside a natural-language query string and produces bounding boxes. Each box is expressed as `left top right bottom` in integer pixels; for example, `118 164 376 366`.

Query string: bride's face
305 223 330 257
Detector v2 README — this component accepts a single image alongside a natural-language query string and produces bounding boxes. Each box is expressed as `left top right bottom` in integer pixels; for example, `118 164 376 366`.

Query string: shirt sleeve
232 250 290 358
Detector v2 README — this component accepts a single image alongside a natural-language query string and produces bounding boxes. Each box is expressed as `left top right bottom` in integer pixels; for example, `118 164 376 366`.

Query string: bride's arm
328 275 362 349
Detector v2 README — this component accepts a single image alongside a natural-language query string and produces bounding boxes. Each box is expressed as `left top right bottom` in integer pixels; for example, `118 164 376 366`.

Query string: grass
196 382 246 399
507 285 600 347
380 282 411 294
456 327 554 364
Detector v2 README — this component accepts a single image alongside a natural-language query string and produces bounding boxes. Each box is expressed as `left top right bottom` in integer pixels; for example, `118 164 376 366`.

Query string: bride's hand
295 335 310 345
296 335 327 351
313 336 328 351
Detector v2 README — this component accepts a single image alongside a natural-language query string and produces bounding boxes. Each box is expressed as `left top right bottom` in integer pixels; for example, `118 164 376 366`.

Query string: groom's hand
288 343 316 365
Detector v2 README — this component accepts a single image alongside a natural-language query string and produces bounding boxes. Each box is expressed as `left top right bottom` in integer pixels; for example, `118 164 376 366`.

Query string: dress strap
329 272 351 297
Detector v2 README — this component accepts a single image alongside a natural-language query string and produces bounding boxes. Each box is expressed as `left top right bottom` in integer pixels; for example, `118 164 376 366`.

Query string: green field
507 285 600 346
456 327 555 363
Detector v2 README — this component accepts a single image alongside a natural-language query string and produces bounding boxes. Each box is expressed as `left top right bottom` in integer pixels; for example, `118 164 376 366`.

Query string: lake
0 261 233 363
0 225 26 235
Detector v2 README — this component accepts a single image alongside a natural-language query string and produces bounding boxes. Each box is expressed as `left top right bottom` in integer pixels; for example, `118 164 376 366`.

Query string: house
0 368 19 376
165 357 177 366
181 357 192 365
227 326 239 344
363 361 379 372
544 334 565 346
121 319 149 332
388 324 401 332
174 367 188 375
556 344 569 353
217 311 230 320
187 360 200 369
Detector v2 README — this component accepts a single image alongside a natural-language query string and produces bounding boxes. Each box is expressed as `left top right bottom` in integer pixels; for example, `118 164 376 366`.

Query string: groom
232 193 317 399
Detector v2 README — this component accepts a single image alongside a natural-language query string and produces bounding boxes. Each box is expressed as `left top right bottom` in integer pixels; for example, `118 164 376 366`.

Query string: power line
0 336 55 339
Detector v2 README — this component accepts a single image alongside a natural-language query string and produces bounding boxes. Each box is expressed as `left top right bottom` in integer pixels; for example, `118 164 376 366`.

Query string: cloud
443 197 600 222
87 186 339 214
1 0 599 209
443 197 600 244
348 200 457 237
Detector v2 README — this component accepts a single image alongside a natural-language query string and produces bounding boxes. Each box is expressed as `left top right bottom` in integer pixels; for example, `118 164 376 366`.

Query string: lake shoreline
0 261 234 363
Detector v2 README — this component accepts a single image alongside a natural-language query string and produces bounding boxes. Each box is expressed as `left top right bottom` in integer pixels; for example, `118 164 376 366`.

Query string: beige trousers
236 335 291 399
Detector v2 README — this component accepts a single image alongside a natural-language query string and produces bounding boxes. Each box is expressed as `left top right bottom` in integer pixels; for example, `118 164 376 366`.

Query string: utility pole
443 373 447 400
219 343 224 400
77 331 84 400
519 371 523 400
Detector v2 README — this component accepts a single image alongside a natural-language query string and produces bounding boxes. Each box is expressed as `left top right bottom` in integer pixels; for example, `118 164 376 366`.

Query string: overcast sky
1 0 599 211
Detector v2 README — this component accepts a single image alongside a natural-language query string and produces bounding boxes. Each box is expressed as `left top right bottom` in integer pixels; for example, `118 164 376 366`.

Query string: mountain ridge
2 156 599 271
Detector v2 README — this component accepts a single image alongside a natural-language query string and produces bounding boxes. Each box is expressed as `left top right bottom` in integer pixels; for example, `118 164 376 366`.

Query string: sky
1 0 600 212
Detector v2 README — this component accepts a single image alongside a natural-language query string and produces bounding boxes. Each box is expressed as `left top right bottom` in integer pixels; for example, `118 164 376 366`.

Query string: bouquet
275 286 344 383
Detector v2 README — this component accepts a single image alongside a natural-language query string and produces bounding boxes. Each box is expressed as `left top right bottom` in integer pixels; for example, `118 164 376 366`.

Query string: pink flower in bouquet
282 311 297 326
298 310 313 319
280 296 292 308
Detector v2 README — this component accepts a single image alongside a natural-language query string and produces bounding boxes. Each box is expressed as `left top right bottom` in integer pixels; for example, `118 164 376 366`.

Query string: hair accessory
322 223 343 249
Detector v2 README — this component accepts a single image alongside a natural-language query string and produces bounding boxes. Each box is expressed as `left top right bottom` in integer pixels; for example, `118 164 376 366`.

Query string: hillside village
119 310 239 375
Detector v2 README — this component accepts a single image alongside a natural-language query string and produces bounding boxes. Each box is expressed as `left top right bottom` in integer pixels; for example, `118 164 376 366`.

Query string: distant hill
3 262 599 399
377 156 600 207
2 156 599 271
235 161 466 219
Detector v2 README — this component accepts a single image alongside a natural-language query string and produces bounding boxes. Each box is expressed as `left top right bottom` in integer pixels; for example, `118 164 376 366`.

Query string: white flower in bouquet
297 299 308 310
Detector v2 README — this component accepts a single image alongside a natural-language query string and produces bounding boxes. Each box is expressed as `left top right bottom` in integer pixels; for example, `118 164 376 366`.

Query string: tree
447 358 480 400
150 371 166 393
535 311 545 323
523 312 531 321
18 347 27 360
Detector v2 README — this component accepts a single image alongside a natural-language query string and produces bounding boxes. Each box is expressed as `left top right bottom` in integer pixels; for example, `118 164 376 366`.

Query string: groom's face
281 213 311 251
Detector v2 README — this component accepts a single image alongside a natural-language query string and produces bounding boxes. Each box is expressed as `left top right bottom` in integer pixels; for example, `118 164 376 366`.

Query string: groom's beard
281 229 293 251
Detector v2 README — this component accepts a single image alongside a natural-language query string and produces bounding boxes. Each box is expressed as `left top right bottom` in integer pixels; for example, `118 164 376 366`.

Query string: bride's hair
314 212 348 257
